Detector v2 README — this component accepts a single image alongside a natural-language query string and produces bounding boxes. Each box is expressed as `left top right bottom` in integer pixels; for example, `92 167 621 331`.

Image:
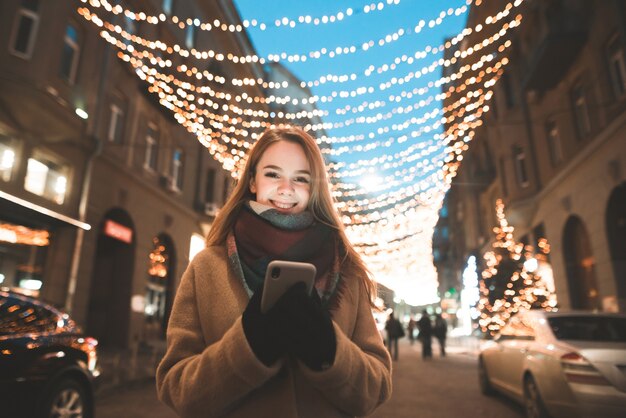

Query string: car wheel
478 357 495 396
39 378 92 418
524 375 550 418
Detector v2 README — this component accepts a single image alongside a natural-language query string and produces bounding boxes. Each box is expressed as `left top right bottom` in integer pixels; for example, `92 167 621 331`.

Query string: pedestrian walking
156 127 392 418
385 310 405 360
434 313 448 357
417 310 433 359
407 316 417 345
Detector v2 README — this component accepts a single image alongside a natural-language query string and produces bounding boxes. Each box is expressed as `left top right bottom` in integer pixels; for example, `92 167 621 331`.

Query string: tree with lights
477 199 557 336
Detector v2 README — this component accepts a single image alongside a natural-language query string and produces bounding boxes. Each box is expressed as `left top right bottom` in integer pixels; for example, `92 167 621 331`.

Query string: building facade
0 0 269 349
434 0 626 315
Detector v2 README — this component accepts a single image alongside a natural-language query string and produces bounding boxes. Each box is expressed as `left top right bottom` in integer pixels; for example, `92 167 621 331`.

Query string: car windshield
548 316 626 342
0 295 58 336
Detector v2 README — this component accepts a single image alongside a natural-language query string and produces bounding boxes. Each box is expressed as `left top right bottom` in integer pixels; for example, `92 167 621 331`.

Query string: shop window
545 119 563 166
145 237 169 324
171 148 184 191
188 233 204 262
0 139 16 182
607 36 626 98
59 23 81 84
0 221 50 294
9 0 40 59
512 145 529 188
143 124 159 171
24 156 69 205
571 83 591 138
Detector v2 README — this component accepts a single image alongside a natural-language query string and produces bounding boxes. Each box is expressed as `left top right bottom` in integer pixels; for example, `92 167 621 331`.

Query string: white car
478 310 626 418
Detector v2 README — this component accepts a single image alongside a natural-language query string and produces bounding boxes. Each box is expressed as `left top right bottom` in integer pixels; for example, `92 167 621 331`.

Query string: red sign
103 220 133 244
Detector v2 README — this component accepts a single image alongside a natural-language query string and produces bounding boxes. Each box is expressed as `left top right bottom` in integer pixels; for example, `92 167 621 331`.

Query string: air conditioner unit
166 177 179 192
204 202 219 217
160 175 179 193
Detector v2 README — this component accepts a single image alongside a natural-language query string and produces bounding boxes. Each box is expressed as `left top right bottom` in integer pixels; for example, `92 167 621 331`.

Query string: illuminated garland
92 0 407 32
74 0 534 299
477 199 558 336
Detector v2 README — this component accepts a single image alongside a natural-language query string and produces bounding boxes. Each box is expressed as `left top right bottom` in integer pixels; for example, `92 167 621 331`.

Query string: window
24 155 69 205
59 23 80 83
185 24 196 50
171 148 184 190
607 37 626 98
501 73 516 109
545 119 563 166
107 102 125 143
0 138 16 182
123 16 135 49
205 168 216 202
571 83 591 138
144 124 159 171
222 174 231 203
9 0 40 58
512 145 529 188
499 157 508 197
162 0 174 15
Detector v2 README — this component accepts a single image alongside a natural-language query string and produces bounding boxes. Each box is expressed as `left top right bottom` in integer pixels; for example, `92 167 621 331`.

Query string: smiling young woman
156 126 391 418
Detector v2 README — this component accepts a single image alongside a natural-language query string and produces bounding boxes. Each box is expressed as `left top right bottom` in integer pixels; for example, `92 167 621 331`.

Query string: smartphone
260 260 316 313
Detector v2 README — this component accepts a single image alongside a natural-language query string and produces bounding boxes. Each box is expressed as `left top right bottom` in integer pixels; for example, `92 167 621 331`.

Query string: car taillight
560 352 610 386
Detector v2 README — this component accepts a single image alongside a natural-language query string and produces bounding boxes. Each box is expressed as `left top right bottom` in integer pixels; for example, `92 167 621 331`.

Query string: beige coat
156 246 392 418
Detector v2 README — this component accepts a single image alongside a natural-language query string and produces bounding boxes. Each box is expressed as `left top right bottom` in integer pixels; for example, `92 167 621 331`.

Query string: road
95 338 524 418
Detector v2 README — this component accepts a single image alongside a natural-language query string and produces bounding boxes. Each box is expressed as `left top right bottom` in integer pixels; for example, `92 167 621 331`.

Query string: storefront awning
0 190 90 230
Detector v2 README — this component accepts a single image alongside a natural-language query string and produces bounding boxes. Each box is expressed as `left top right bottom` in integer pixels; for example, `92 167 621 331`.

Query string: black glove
273 282 337 371
242 287 284 367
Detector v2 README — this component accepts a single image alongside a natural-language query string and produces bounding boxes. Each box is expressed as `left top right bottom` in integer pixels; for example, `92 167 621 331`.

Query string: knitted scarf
227 201 342 308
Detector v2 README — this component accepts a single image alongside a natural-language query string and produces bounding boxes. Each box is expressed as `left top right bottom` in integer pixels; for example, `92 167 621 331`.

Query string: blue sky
233 0 469 171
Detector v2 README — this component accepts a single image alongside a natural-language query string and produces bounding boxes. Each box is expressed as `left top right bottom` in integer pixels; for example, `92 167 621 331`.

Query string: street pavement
368 337 524 418
95 337 524 418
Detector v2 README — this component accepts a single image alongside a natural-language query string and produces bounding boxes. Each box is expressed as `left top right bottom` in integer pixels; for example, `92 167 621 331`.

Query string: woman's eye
294 177 310 184
264 172 279 178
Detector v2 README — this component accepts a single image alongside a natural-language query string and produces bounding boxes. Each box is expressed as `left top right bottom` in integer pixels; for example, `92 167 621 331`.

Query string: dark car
0 288 99 418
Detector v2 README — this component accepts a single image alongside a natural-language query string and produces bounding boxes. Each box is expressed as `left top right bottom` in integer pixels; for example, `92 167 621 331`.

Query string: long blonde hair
206 126 377 305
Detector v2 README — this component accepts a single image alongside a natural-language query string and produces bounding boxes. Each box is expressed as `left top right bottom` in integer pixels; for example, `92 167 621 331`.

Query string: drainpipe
64 44 109 313
616 0 626 45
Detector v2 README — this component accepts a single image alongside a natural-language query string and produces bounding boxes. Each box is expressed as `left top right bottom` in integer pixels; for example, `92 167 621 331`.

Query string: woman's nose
277 179 294 194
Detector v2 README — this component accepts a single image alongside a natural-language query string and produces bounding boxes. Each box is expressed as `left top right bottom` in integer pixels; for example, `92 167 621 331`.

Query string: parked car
0 288 100 418
478 310 626 418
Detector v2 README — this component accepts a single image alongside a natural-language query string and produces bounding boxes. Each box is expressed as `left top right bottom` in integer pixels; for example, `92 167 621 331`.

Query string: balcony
521 9 588 92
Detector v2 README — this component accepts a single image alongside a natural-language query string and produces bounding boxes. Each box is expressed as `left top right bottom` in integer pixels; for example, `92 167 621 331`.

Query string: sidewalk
95 340 167 396
93 334 482 396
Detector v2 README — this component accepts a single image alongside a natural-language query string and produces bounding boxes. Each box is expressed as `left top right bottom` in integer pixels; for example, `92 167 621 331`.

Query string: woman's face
249 140 311 214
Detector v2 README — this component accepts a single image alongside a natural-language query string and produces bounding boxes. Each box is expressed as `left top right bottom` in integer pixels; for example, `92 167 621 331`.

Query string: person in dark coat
385 310 404 361
417 310 433 359
407 316 416 345
434 313 448 357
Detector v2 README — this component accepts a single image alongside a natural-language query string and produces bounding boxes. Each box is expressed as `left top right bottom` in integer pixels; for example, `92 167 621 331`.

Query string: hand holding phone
260 260 316 313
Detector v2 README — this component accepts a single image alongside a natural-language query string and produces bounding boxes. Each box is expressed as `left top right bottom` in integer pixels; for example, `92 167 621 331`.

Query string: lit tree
477 199 557 336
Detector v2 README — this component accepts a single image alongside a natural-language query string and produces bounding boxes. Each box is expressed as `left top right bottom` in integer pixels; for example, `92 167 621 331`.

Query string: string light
90 0 408 33
477 200 558 335
76 0 532 301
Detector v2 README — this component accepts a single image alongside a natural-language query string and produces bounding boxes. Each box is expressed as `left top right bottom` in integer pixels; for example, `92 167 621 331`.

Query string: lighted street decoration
77 0 527 305
477 199 558 336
